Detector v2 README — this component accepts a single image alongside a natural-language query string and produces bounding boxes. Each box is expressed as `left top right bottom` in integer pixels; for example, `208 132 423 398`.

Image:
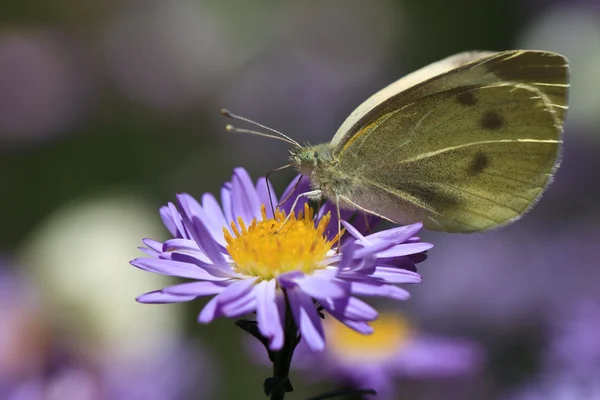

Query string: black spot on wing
489 51 568 85
481 111 504 130
468 152 489 176
456 91 477 106
487 51 569 121
443 85 479 105
400 182 462 212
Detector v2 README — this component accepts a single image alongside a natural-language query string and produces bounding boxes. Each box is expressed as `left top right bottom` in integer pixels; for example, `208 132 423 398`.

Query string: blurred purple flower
410 232 538 331
313 313 482 400
103 342 212 400
2 343 210 400
546 300 600 377
409 222 597 334
131 168 430 351
506 377 600 400
248 312 483 400
0 266 212 400
506 296 600 400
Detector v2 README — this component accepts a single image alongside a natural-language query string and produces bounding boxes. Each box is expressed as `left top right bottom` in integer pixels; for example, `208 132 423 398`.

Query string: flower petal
138 247 159 257
349 213 380 239
337 318 374 335
142 238 163 253
220 290 257 318
168 252 234 279
338 241 356 270
177 194 227 265
293 275 346 300
376 257 419 272
325 296 378 321
159 205 178 237
163 238 201 254
216 277 257 304
255 279 284 350
349 281 412 300
353 239 398 259
341 220 369 245
221 182 234 224
287 286 325 351
312 267 339 280
201 193 229 246
376 242 433 258
168 202 188 238
177 193 228 248
163 281 230 296
372 266 422 284
198 296 221 323
130 258 229 281
366 222 424 243
136 290 197 303
231 167 262 224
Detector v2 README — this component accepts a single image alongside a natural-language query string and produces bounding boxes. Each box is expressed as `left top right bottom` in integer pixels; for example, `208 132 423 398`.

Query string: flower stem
236 294 300 399
266 293 299 400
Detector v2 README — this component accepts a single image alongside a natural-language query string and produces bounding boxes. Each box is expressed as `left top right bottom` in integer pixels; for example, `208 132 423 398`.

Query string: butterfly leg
333 191 343 253
337 194 392 223
363 213 374 234
277 174 303 208
276 189 322 232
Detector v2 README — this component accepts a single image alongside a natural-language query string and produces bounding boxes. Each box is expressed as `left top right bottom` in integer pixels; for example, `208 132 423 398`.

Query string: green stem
267 294 299 400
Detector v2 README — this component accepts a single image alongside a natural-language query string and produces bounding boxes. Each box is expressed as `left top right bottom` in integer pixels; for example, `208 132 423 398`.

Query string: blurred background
1 0 599 399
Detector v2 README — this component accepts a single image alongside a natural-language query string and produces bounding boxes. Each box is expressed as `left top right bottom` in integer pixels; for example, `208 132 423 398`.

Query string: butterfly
225 50 569 233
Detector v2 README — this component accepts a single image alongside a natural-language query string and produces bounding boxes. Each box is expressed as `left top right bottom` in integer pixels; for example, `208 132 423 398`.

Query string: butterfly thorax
290 143 354 197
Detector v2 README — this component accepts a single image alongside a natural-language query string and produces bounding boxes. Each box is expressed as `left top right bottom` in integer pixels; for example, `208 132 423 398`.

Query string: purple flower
318 314 482 399
506 298 600 400
1 343 211 400
0 265 212 400
247 312 483 400
546 300 600 376
131 168 431 351
506 377 600 400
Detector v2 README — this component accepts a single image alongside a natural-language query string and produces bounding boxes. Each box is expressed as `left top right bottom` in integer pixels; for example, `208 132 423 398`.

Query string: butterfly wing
331 50 569 232
332 50 496 148
333 51 568 150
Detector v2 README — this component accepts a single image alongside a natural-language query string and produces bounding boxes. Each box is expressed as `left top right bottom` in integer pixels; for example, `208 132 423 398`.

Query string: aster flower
131 168 431 399
131 168 430 353
314 313 482 400
247 312 483 400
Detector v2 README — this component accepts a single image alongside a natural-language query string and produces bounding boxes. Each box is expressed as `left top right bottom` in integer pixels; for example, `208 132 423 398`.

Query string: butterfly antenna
221 109 301 147
225 125 297 146
265 164 293 216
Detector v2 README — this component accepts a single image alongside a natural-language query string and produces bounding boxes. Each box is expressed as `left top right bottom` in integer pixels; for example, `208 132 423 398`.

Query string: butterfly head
290 143 333 176
290 147 318 176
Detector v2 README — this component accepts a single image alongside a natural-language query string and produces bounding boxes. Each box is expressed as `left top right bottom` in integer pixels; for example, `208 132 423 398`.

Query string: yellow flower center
326 313 414 362
223 204 338 280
